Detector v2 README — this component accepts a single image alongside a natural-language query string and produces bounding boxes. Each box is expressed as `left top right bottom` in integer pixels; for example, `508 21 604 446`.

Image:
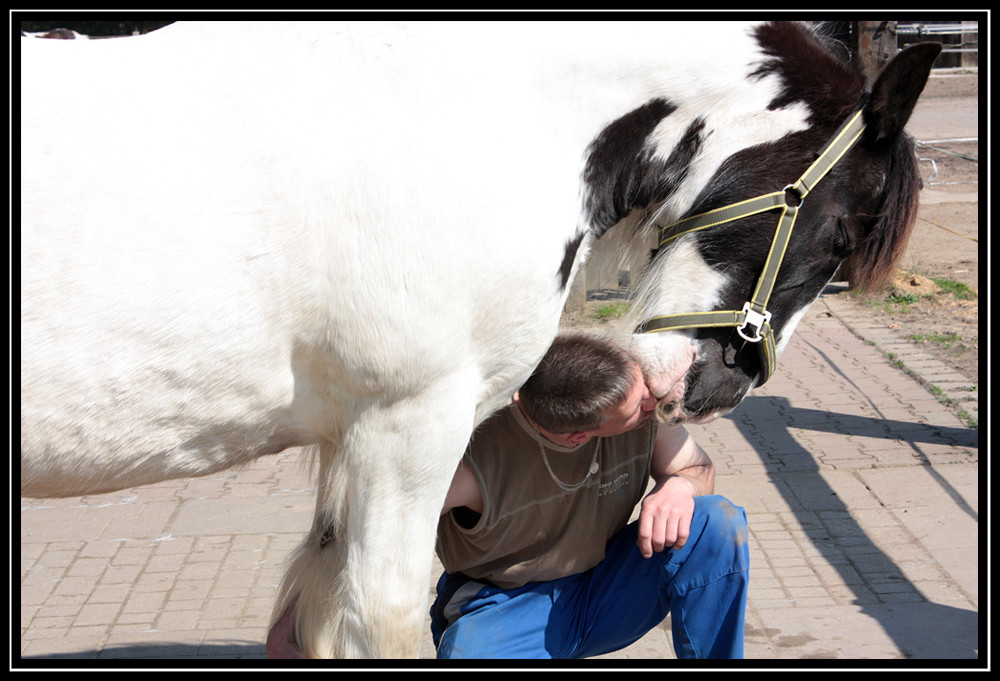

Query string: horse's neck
542 25 809 235
533 23 814 228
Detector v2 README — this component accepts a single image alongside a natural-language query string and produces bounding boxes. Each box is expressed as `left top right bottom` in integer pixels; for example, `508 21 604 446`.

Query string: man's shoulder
473 402 518 436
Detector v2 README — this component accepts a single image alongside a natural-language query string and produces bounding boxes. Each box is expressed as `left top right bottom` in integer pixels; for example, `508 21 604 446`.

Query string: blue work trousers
430 495 749 659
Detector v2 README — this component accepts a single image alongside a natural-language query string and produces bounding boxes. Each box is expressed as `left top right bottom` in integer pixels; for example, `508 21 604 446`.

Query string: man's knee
692 495 749 550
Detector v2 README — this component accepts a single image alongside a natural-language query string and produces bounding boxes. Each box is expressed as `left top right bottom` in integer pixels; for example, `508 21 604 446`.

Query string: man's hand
636 474 698 557
638 424 715 558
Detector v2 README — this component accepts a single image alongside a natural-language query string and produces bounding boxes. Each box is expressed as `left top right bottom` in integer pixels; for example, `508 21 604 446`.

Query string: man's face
588 365 658 438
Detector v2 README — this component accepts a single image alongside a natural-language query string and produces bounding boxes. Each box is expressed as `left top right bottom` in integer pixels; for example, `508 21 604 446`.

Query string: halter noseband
635 103 868 387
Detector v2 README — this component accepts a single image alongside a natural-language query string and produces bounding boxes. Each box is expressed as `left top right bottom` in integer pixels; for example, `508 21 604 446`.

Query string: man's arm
441 458 484 515
636 424 715 557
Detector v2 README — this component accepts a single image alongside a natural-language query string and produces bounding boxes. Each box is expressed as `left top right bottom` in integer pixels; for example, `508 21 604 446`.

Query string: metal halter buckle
736 302 771 343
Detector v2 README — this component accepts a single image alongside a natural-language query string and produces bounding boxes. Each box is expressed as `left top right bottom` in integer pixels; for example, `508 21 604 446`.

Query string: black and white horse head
615 25 940 423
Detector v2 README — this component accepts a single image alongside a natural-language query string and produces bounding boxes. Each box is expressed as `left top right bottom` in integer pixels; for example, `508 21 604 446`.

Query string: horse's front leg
271 383 477 658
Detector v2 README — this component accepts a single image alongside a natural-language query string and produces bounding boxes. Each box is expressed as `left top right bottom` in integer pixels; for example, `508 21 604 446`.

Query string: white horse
20 21 937 657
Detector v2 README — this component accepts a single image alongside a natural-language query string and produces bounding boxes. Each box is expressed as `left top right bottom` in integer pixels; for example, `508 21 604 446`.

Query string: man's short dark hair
518 333 635 433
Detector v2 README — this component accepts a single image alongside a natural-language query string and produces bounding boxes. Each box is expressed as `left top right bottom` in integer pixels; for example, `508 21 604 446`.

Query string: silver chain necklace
536 434 601 492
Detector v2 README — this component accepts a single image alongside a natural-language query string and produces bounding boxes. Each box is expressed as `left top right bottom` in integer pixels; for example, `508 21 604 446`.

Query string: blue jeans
430 495 749 659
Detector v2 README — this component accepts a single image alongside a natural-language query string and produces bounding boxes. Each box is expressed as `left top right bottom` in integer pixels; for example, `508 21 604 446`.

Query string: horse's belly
20 224 313 498
20 321 308 497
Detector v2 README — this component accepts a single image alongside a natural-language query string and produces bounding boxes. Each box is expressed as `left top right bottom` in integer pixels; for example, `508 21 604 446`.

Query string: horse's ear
863 42 942 145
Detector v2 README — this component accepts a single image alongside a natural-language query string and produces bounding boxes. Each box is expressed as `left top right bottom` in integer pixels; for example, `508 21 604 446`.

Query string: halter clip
736 303 771 343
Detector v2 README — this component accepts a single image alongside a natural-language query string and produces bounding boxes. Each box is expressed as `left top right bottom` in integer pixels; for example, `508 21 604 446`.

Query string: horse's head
624 33 941 424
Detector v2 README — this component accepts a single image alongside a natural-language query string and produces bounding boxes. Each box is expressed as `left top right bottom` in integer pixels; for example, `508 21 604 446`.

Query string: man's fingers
637 511 655 558
638 504 693 556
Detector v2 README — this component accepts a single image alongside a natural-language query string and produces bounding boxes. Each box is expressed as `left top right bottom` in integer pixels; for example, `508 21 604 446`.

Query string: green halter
636 104 868 386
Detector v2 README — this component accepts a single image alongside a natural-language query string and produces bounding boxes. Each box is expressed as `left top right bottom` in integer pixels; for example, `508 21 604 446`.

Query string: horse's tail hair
270 440 360 658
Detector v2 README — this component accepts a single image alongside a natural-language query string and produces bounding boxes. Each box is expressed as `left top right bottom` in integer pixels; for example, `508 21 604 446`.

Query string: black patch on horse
751 21 864 126
583 98 704 234
558 232 586 290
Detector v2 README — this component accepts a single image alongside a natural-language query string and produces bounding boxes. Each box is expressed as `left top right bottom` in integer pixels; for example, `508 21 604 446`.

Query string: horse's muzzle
654 397 685 425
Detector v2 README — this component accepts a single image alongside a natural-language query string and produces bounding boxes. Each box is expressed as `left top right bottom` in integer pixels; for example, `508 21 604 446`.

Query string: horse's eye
833 217 853 256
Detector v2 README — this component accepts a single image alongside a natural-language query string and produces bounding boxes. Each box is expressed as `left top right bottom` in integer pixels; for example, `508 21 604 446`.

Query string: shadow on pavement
20 641 266 662
730 394 979 660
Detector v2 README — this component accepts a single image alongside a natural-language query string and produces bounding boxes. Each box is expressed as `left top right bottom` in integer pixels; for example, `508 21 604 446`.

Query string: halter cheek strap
636 104 868 386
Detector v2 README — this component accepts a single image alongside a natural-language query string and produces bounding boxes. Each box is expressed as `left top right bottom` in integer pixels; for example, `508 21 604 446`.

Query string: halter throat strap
636 105 867 386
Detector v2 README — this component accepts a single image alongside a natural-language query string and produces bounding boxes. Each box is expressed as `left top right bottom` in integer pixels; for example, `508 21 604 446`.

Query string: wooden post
840 21 897 289
962 21 978 67
852 21 897 86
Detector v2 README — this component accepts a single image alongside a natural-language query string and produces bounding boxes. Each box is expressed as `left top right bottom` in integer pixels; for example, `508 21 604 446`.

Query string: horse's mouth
652 355 745 426
654 396 731 426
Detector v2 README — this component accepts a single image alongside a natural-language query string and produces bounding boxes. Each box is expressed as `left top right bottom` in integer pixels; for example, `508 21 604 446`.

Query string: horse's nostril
654 398 682 424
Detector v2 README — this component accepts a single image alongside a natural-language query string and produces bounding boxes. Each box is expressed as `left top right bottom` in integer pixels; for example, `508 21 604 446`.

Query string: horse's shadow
730 393 979 660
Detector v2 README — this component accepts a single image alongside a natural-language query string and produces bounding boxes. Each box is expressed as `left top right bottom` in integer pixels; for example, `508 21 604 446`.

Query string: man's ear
566 432 592 446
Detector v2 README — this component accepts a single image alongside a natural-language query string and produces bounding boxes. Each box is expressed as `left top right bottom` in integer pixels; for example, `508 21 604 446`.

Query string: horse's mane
840 132 921 292
752 21 864 126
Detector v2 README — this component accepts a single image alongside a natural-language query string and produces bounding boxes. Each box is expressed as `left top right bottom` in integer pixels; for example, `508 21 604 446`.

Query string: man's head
517 333 656 443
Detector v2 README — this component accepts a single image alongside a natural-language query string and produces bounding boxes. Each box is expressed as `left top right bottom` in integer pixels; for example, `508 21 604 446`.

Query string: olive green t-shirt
436 403 656 589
